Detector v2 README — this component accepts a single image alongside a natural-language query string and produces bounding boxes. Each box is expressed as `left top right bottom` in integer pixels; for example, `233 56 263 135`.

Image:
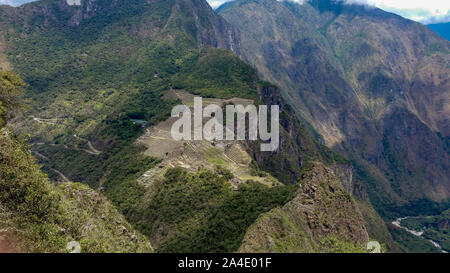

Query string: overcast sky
0 0 448 24
208 0 449 24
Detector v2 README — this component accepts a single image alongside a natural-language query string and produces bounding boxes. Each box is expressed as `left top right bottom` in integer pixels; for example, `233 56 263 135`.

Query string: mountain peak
1 0 239 52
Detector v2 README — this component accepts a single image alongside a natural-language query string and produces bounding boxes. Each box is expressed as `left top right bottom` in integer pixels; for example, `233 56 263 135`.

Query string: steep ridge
238 162 369 253
218 0 450 214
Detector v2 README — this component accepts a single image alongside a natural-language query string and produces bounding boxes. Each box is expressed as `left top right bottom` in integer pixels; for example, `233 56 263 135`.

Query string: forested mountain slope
0 71 152 253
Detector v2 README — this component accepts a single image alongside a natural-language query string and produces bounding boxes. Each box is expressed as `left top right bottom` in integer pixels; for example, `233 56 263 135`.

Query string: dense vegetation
388 225 440 253
380 199 450 220
0 71 152 253
0 128 154 253
134 167 297 252
172 48 258 100
400 210 450 252
2 0 263 226
0 71 25 127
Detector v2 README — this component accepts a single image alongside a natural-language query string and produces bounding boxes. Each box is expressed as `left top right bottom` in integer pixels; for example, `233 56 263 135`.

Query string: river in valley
391 217 447 253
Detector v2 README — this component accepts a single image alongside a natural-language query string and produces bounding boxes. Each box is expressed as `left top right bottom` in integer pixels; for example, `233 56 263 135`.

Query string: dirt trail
87 141 102 155
0 234 16 253
52 168 70 183
32 151 49 160
32 151 70 182
32 117 58 125
0 206 19 253
74 135 102 155
32 118 102 155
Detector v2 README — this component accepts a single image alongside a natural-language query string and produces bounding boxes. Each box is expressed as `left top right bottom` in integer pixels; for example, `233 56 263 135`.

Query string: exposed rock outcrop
238 162 369 253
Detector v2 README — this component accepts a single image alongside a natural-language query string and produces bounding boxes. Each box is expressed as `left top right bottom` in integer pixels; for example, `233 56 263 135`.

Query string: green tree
0 71 26 127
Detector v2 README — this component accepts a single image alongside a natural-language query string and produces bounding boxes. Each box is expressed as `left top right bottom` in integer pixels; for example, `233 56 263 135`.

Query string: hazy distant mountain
428 22 450 41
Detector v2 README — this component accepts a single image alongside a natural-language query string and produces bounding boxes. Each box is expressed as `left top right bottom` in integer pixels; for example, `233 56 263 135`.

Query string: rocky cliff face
238 162 369 253
245 82 350 185
219 0 450 210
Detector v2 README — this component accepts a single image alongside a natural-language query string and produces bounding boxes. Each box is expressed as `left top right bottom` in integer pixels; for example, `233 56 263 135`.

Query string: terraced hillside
137 90 280 188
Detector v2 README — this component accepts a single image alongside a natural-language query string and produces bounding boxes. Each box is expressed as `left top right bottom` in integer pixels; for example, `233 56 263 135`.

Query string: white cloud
206 0 450 23
0 0 34 6
208 0 229 9
344 0 449 23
